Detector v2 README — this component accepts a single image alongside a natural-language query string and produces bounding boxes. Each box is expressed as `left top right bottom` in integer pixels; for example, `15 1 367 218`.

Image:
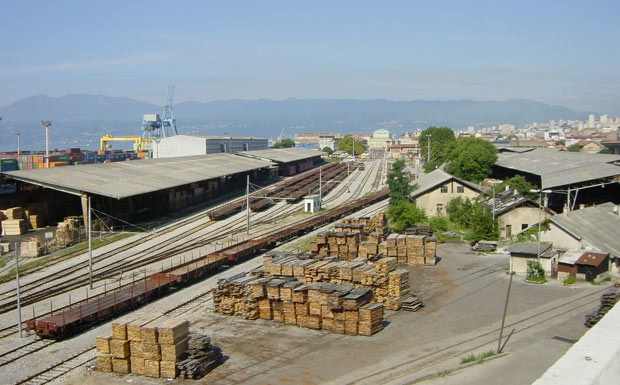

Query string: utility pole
246 175 250 235
88 196 93 289
15 242 23 337
497 272 514 353
16 132 20 155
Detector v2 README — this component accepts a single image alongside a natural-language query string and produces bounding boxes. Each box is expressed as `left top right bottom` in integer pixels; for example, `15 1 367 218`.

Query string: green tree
273 138 296 148
446 197 498 241
419 127 456 172
444 137 498 183
321 146 334 155
495 175 537 199
387 159 414 203
387 200 427 231
337 135 365 156
599 148 610 154
567 144 581 152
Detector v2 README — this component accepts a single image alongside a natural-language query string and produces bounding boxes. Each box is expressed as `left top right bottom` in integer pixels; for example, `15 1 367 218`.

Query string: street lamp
15 132 20 155
529 189 552 261
41 120 52 168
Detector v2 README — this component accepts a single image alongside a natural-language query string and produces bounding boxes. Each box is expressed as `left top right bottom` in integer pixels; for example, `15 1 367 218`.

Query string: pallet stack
96 317 196 379
309 231 360 260
1 207 26 235
262 252 410 310
379 234 437 266
214 277 384 335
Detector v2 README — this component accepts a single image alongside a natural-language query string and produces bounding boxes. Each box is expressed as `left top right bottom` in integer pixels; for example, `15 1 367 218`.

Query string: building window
436 203 444 213
457 186 464 193
521 224 528 230
440 186 449 193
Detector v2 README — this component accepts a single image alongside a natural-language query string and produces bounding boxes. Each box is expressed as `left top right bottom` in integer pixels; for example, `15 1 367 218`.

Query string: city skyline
1 1 619 115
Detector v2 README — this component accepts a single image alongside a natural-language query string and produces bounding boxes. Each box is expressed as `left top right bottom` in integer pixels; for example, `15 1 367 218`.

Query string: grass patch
460 350 496 365
563 276 576 286
0 233 132 284
284 237 315 253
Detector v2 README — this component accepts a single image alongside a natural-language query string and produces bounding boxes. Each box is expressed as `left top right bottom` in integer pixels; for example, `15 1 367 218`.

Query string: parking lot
65 241 608 385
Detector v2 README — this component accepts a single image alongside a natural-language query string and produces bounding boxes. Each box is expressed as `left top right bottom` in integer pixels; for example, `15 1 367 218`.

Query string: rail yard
0 157 607 385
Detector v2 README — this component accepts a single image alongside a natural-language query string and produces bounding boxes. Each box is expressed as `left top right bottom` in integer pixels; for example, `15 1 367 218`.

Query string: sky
1 0 619 114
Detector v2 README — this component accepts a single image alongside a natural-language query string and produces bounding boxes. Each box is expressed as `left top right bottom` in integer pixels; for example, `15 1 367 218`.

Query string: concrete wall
533 299 620 385
499 206 546 239
510 256 554 275
542 223 584 251
415 181 479 218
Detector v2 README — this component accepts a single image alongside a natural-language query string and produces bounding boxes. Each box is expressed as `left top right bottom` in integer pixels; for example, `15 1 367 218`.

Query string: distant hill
0 95 586 151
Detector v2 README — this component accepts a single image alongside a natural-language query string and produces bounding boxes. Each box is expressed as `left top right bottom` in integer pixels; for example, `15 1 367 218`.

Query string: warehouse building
152 135 268 159
237 148 324 176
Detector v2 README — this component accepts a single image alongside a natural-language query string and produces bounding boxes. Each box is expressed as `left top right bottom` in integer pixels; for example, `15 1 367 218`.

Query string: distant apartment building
294 132 340 147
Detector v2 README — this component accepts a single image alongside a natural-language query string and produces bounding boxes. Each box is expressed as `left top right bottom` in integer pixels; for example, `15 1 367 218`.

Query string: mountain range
0 94 587 152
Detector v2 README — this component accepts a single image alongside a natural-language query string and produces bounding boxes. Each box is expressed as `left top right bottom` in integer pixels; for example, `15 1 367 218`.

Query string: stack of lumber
1 208 26 235
404 226 435 237
379 234 437 266
96 317 192 379
338 212 388 235
472 241 498 252
309 231 360 260
24 202 49 228
585 287 620 328
19 237 42 258
56 218 80 247
358 303 385 335
214 277 384 335
264 253 408 310
176 334 223 379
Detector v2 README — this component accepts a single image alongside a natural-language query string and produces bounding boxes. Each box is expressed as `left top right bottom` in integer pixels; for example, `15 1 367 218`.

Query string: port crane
99 86 179 151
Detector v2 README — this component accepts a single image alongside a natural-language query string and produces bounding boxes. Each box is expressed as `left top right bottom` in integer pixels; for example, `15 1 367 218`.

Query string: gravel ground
42 242 606 385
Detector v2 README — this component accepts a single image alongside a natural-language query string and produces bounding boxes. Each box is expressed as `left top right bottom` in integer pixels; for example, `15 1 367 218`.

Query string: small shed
508 242 556 275
558 251 609 281
303 195 321 213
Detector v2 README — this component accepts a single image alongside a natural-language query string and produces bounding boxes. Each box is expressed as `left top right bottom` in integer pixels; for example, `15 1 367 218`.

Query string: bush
563 276 576 286
429 217 449 232
526 260 547 283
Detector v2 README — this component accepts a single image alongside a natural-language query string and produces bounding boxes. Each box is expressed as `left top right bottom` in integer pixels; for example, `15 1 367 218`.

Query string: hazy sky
2 0 619 114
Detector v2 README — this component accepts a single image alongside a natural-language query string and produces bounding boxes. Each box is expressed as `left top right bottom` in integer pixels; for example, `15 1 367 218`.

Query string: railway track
0 160 385 329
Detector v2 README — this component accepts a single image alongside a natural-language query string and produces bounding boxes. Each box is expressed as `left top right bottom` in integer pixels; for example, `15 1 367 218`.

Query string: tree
446 197 498 241
419 127 456 172
273 138 296 148
387 159 414 203
495 175 537 199
321 146 334 155
387 200 427 231
444 137 498 183
337 135 365 156
567 144 581 152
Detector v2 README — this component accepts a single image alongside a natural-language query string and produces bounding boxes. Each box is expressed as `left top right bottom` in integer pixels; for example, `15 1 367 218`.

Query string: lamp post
16 131 20 155
529 189 551 261
41 120 52 168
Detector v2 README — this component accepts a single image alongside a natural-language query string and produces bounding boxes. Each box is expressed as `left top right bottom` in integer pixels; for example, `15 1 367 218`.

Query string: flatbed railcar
26 188 389 339
25 276 174 339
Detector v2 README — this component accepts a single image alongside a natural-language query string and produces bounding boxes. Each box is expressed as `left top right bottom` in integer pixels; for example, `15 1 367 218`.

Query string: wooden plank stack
263 252 408 310
310 231 360 260
214 277 384 335
19 237 42 258
1 207 26 236
378 234 437 266
176 334 224 379
96 317 192 379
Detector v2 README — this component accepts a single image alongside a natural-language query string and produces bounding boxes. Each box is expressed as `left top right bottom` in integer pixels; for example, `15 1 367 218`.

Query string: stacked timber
262 252 407 310
585 287 620 328
56 217 81 247
1 208 26 235
378 234 437 266
213 277 384 335
96 317 203 379
176 335 223 379
19 237 42 258
309 231 360 260
404 226 434 237
338 212 388 236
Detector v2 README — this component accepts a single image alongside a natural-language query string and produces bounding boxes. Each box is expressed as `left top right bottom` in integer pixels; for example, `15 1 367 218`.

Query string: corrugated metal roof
508 241 552 256
576 252 608 267
237 148 324 163
558 250 583 265
550 202 620 257
2 154 273 199
495 148 620 189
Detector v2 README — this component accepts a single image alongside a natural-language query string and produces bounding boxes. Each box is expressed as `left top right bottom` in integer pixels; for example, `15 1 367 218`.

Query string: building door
506 225 512 238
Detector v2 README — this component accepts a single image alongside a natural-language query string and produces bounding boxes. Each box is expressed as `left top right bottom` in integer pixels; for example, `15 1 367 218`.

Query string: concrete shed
508 242 556 276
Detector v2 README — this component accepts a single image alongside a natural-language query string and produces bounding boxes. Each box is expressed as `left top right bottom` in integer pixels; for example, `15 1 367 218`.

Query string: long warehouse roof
237 147 324 163
2 154 273 199
495 148 620 189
